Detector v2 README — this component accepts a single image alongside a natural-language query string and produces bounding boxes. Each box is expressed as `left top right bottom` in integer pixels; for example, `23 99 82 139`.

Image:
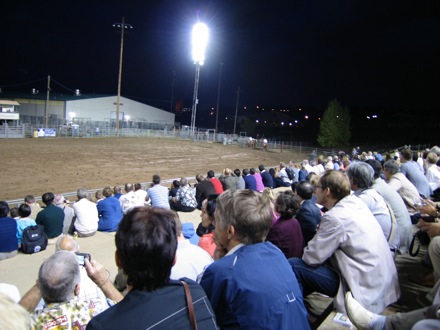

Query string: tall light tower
190 22 209 138
113 17 133 136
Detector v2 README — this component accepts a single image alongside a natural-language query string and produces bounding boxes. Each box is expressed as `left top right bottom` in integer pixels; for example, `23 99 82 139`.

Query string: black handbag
409 230 431 257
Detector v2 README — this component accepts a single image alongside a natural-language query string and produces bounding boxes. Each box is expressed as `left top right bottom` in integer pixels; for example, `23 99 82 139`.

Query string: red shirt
209 178 224 194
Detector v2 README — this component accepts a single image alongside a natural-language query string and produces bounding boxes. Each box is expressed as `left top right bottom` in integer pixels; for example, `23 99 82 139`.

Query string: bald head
55 235 79 253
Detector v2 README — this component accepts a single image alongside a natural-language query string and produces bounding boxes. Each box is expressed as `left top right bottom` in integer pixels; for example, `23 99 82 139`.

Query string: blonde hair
261 187 276 203
0 293 30 330
223 168 232 175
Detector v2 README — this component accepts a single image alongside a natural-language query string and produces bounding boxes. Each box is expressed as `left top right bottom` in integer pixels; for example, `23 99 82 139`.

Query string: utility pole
170 70 175 113
233 87 240 135
45 75 51 129
113 17 133 136
215 62 223 137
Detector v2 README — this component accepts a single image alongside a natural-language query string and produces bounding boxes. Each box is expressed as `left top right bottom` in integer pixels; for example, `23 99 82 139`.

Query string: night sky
1 0 439 116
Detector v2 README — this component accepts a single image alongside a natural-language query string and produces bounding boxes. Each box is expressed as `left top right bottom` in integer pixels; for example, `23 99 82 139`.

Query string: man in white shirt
72 188 99 237
170 217 213 282
119 183 139 215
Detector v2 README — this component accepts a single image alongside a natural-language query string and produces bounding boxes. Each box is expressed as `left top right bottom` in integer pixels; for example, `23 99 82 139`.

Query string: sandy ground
1 137 306 201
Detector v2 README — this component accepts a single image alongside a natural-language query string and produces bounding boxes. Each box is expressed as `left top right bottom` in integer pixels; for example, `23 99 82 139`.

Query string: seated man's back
201 242 309 329
200 190 309 329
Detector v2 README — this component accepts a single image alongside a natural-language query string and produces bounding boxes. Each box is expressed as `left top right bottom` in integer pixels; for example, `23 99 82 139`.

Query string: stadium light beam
190 22 209 138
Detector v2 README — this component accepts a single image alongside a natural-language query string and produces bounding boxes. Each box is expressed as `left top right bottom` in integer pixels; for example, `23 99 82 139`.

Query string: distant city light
256 119 259 123
305 115 309 119
281 122 284 125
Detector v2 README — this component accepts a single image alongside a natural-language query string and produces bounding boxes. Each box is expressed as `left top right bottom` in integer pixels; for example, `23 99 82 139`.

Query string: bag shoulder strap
181 280 197 330
409 233 420 257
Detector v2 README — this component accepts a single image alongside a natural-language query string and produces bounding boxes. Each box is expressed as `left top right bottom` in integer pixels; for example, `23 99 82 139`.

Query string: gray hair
383 160 401 175
76 187 88 200
346 162 374 189
38 251 80 304
214 189 272 244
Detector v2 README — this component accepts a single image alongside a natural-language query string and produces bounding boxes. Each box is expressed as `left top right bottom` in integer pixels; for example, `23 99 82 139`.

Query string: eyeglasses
315 185 323 190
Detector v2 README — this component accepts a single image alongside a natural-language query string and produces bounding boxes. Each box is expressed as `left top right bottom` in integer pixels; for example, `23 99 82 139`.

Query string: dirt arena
1 137 307 201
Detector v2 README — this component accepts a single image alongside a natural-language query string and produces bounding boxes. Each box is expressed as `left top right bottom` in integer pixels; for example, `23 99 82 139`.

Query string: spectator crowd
1 145 440 329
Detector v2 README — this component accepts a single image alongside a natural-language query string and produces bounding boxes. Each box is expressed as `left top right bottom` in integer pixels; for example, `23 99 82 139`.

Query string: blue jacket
0 217 18 253
296 199 322 245
201 242 310 329
97 196 123 232
243 175 257 191
260 170 274 188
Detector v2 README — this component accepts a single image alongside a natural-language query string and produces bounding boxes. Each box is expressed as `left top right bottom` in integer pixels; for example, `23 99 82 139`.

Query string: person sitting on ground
134 183 150 206
365 159 412 254
147 174 170 209
250 167 265 192
400 148 431 198
298 162 309 182
207 170 224 194
426 152 440 192
242 168 257 191
36 192 64 239
87 207 218 329
346 162 400 252
72 187 99 237
95 190 104 205
170 177 198 212
195 174 217 209
0 201 18 260
15 203 37 247
259 164 274 188
294 181 322 245
171 214 213 282
289 170 400 314
24 194 41 220
55 235 109 302
383 159 423 218
113 186 123 200
9 207 19 219
19 250 122 328
269 167 284 188
266 191 304 258
234 168 245 189
345 285 440 330
289 160 299 184
218 168 238 191
196 194 218 258
169 180 181 200
54 194 75 235
200 189 310 329
278 162 292 187
97 186 123 232
119 183 139 215
261 187 279 223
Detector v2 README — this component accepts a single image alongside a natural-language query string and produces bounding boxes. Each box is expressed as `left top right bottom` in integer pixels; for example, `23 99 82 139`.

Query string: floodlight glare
192 23 209 65
189 22 209 137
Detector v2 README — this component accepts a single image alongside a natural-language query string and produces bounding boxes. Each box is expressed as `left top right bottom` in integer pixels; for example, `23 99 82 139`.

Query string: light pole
215 62 223 138
113 17 133 136
190 22 209 138
233 87 240 135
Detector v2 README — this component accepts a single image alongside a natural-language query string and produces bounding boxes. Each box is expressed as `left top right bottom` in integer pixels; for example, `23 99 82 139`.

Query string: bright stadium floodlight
190 22 209 138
